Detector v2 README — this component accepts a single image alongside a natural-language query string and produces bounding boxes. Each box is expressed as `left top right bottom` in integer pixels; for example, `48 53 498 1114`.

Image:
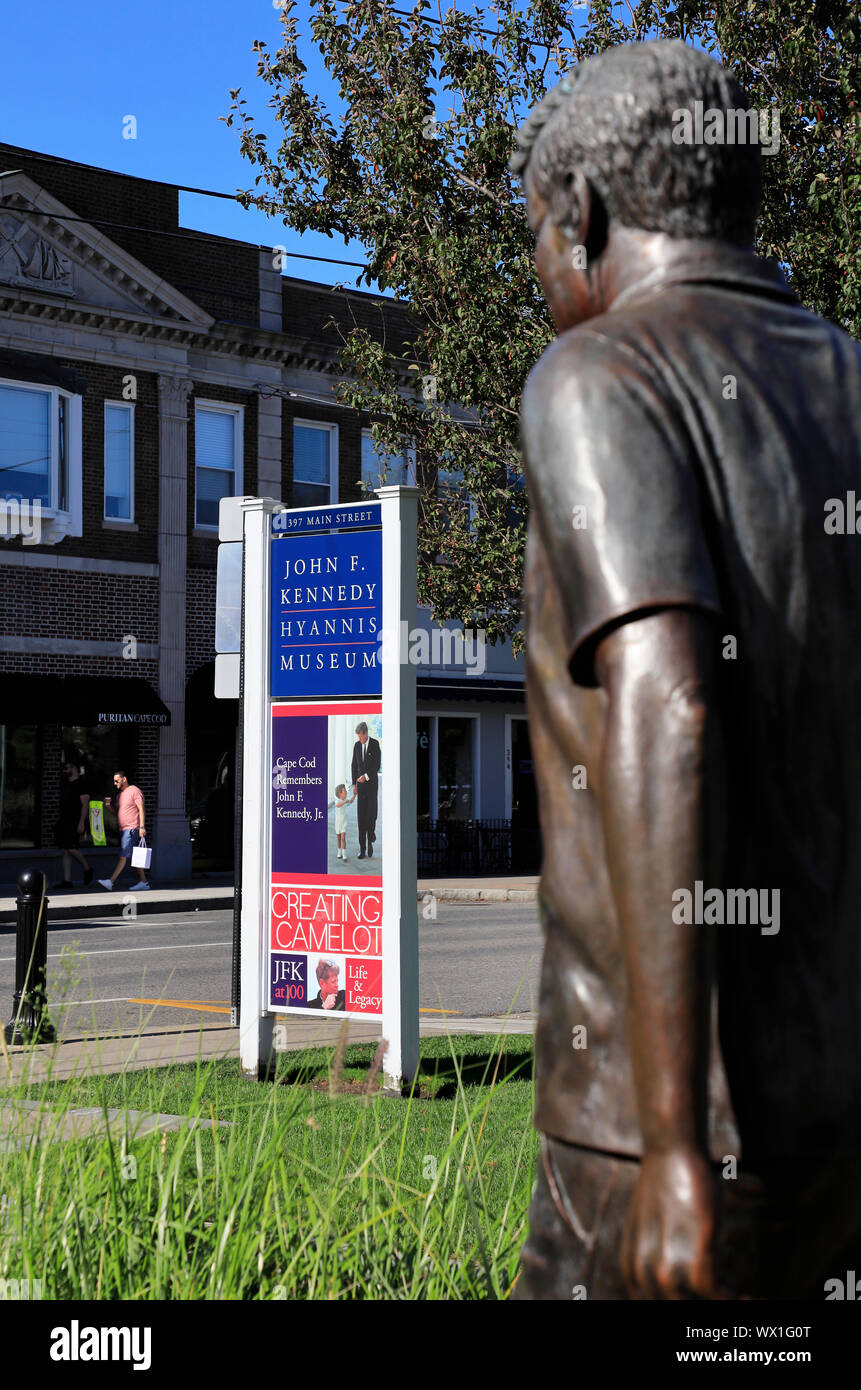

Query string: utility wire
335 0 577 48
0 198 369 271
0 155 369 269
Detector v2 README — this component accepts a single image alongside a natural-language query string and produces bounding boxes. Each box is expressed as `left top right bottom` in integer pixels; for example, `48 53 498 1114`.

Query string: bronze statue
509 41 861 1299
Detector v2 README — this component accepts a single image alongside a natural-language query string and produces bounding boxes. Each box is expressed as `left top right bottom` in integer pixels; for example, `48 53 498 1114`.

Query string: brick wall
282 279 421 355
0 144 260 329
0 570 158 643
186 568 217 681
76 361 159 565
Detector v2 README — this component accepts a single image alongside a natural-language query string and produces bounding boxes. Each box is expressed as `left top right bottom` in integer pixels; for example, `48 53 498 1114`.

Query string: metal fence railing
417 818 542 877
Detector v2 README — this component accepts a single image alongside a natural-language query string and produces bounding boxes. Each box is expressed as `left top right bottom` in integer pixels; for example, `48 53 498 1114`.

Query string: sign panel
88 800 106 847
272 502 381 535
236 490 416 1085
269 701 383 1019
270 528 382 700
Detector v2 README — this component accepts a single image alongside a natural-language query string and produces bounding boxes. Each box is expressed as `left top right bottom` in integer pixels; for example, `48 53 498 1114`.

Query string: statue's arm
594 607 725 1299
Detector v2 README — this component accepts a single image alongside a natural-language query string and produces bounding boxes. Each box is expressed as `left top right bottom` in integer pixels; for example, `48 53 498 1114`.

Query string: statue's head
510 41 764 328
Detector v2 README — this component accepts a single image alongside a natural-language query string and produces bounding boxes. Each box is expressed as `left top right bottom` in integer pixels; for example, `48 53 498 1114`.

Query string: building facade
0 145 535 884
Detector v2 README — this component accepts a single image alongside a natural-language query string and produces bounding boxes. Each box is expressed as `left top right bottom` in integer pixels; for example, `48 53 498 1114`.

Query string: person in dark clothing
351 722 381 859
53 760 93 889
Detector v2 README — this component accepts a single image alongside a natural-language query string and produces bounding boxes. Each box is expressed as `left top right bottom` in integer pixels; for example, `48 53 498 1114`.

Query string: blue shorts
120 828 140 857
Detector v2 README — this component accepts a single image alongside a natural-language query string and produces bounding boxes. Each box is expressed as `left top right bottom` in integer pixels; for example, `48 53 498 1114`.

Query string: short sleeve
521 330 722 686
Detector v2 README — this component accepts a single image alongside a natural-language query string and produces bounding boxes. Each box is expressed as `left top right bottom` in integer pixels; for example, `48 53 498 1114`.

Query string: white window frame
0 376 82 544
103 400 135 524
360 428 417 493
292 419 339 506
194 401 244 533
505 713 533 821
420 711 481 821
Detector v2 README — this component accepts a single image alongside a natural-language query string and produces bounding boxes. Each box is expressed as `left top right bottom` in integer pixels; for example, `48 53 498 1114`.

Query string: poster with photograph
269 701 383 1019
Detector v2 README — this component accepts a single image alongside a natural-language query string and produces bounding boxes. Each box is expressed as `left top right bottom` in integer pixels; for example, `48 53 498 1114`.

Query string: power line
337 1 575 48
0 146 274 207
0 152 370 270
0 196 369 270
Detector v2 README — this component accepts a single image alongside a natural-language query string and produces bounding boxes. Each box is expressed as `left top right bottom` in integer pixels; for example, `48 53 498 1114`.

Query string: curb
0 885 539 924
0 892 233 927
416 887 537 904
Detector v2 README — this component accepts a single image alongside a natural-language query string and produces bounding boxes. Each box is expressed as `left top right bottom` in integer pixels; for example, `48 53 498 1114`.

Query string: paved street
0 902 541 1041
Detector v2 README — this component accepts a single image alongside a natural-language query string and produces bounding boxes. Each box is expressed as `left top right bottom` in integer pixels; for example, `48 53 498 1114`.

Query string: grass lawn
0 1033 537 1300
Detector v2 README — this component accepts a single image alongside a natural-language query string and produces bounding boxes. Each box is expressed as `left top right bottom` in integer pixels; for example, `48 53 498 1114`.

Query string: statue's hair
509 41 762 244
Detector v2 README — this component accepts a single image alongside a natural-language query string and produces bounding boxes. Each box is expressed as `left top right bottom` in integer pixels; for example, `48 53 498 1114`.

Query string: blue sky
0 0 371 286
0 2 578 292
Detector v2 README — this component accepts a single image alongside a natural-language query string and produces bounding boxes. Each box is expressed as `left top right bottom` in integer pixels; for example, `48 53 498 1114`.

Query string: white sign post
378 485 420 1091
238 496 279 1079
225 488 419 1086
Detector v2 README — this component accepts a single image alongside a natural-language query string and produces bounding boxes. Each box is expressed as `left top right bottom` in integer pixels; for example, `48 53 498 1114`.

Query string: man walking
351 722 380 859
98 770 150 891
52 760 93 890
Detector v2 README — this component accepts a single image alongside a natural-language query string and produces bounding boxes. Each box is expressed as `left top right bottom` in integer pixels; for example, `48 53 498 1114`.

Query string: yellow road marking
129 998 231 1015
129 999 460 1017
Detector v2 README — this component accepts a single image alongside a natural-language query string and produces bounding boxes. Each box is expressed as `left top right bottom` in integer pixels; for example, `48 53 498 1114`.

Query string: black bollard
4 868 55 1045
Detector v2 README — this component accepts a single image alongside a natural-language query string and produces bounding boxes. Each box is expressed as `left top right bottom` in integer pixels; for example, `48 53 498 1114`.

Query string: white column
376 485 420 1090
258 247 283 332
256 377 283 499
155 375 193 881
238 495 280 1078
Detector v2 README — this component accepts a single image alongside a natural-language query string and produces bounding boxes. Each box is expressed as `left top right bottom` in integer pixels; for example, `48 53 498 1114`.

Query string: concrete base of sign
239 1014 276 1082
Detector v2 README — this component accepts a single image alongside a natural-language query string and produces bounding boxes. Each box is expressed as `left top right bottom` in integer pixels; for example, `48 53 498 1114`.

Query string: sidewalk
0 1097 231 1153
2 1010 537 1084
0 874 539 924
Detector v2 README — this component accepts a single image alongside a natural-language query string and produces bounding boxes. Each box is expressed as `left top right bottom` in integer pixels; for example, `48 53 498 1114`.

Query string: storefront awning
417 677 525 704
0 675 171 726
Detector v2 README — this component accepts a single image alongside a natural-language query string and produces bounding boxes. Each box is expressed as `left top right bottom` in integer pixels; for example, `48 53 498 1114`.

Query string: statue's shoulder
524 325 602 396
521 321 644 466
524 319 642 408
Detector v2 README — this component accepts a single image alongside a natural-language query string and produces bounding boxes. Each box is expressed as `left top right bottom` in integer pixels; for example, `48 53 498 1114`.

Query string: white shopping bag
131 836 152 869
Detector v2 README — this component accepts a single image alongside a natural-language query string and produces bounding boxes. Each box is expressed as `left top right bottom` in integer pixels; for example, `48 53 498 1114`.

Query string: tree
224 0 860 649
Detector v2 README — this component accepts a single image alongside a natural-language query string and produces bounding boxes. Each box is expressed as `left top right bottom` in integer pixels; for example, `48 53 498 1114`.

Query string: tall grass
0 1030 536 1300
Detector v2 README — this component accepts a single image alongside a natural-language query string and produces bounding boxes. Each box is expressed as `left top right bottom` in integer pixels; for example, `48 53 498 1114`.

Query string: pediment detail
0 173 213 328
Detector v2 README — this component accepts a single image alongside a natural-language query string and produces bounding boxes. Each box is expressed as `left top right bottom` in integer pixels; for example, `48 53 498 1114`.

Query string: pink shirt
117 785 145 830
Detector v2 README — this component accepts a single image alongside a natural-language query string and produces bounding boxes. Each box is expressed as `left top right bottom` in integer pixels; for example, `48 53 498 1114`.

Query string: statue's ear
556 168 608 264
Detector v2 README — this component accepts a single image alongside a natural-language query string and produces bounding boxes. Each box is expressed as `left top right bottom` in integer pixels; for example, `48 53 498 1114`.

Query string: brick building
0 145 532 884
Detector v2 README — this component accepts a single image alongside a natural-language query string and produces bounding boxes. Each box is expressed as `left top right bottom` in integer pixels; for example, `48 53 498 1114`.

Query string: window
416 716 431 823
62 726 135 848
0 378 82 540
104 402 134 520
505 465 527 533
195 403 243 529
361 430 416 492
0 725 39 848
417 713 478 821
437 716 476 820
293 422 338 508
436 458 477 543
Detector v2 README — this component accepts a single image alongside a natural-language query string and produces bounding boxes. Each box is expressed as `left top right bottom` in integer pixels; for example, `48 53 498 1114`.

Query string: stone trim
0 635 158 659
0 551 158 577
